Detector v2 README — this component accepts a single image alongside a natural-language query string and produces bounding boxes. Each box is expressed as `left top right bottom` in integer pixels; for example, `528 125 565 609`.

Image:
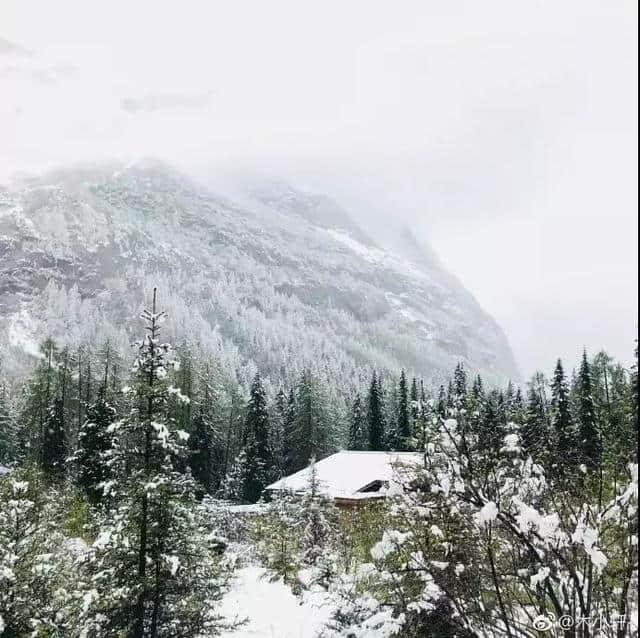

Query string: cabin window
356 480 388 493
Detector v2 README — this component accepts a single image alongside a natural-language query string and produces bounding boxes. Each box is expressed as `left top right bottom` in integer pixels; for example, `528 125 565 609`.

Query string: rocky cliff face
0 160 519 387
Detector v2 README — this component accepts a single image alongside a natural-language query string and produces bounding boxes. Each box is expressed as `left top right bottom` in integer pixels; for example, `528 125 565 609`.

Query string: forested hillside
0 160 519 393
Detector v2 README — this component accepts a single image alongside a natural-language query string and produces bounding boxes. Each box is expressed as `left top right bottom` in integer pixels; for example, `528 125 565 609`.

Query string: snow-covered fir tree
41 397 66 479
367 371 385 451
82 290 234 637
577 349 602 468
348 393 367 450
0 371 17 465
242 372 272 503
290 369 334 471
74 384 116 504
550 358 575 466
395 370 410 450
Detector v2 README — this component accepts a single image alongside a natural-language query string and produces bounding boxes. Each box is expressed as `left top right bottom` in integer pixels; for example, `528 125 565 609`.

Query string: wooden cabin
265 451 422 508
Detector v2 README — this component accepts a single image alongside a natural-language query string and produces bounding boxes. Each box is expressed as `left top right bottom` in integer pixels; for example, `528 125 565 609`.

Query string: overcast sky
1 0 637 377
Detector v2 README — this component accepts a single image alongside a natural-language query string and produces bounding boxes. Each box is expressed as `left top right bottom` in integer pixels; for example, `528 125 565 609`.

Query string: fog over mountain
1 0 638 376
0 160 519 388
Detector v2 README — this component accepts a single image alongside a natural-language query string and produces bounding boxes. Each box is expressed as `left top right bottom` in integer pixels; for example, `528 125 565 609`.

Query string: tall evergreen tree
550 359 574 459
0 372 16 465
348 393 367 450
41 398 66 479
410 377 419 427
85 290 231 637
453 363 467 403
446 380 455 412
189 411 215 495
436 384 447 419
282 387 297 474
223 449 249 503
75 385 116 504
291 370 333 470
521 383 548 461
20 339 58 466
416 380 431 453
512 386 524 418
471 375 484 402
191 361 227 493
478 390 505 458
396 371 410 450
300 458 338 587
270 388 288 479
242 373 272 502
576 350 601 468
367 372 385 451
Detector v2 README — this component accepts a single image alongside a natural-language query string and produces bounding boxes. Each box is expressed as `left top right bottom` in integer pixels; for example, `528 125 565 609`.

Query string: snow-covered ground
219 566 333 638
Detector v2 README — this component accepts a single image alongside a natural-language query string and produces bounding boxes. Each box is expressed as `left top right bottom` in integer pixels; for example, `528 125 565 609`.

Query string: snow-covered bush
252 490 304 585
252 464 342 591
0 466 90 636
325 415 639 638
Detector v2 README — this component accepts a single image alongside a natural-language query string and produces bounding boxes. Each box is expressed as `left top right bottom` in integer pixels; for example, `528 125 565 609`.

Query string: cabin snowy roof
266 451 423 500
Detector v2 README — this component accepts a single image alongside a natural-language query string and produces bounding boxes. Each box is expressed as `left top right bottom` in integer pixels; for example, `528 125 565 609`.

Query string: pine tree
20 339 58 466
505 381 524 423
188 359 226 494
270 388 288 478
436 384 447 419
0 373 16 465
577 350 601 468
409 377 419 440
521 382 548 461
453 363 467 403
84 290 231 637
41 398 66 479
189 412 215 495
471 375 484 402
550 359 574 459
221 381 244 483
446 380 455 411
416 380 431 453
396 371 410 450
513 386 524 417
291 369 333 470
283 387 297 474
367 372 385 451
223 449 249 503
75 385 116 504
466 374 486 447
258 488 301 584
301 458 337 587
348 393 367 450
478 390 506 458
242 372 272 503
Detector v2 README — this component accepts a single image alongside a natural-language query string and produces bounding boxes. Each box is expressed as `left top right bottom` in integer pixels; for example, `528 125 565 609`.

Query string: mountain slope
0 161 519 388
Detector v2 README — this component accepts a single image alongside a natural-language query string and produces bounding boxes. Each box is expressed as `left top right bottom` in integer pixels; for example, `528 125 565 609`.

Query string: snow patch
219 566 333 638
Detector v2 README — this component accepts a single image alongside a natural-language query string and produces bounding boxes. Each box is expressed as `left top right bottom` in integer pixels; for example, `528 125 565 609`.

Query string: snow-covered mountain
0 160 519 387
